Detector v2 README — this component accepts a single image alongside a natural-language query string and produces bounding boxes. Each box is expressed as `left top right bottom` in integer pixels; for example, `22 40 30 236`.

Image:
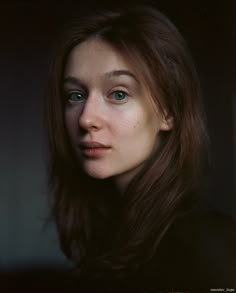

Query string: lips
79 141 111 158
79 141 110 148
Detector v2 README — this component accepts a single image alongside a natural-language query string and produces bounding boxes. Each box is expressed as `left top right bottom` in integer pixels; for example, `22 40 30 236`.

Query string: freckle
133 121 140 128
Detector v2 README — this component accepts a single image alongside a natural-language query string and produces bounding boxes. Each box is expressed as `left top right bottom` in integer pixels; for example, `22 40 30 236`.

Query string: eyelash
109 90 128 103
65 91 87 103
64 89 129 105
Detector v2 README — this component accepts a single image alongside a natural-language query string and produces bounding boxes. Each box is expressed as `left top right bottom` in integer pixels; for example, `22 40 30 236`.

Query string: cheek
113 114 149 144
122 109 158 136
111 114 140 137
123 113 159 150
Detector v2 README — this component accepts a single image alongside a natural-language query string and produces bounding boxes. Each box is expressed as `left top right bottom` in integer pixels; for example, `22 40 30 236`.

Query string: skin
63 38 172 192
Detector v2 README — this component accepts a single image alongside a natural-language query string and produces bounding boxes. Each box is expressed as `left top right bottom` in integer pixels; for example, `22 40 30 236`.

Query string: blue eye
110 90 128 102
66 91 86 103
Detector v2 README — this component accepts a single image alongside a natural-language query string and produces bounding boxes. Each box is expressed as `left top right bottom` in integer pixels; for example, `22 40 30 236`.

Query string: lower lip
81 147 110 158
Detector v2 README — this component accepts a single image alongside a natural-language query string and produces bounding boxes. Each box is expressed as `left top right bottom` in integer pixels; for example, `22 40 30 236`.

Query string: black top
76 202 236 293
3 202 236 293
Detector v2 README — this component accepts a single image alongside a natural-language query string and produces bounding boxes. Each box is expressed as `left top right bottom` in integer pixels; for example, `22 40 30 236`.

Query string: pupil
116 92 124 99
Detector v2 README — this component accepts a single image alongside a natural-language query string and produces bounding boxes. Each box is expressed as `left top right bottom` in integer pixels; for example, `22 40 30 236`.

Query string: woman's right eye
66 91 86 103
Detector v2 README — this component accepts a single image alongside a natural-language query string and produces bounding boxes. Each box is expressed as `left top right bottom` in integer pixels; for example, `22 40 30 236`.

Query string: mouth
79 141 111 158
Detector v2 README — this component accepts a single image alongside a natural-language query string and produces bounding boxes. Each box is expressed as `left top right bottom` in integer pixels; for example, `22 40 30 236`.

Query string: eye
109 90 128 103
66 91 87 103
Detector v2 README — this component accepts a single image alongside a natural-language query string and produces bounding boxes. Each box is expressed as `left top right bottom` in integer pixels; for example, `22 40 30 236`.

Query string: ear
160 112 174 131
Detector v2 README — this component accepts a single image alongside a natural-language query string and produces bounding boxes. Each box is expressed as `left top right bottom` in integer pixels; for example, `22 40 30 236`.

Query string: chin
83 167 112 180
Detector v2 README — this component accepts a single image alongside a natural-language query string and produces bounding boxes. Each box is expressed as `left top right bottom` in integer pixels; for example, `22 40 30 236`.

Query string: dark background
0 0 235 271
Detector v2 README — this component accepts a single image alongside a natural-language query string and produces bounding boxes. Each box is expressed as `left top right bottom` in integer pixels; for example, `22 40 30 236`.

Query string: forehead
64 38 135 78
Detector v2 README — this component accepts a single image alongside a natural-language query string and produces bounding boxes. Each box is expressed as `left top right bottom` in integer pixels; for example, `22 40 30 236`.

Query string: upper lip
79 141 110 149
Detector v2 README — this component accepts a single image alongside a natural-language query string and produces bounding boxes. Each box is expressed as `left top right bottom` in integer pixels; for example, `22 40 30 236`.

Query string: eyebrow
63 70 139 86
104 70 139 83
63 76 84 87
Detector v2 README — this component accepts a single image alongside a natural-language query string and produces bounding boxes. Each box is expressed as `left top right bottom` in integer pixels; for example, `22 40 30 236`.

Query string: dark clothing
77 202 236 293
139 204 236 292
3 202 236 293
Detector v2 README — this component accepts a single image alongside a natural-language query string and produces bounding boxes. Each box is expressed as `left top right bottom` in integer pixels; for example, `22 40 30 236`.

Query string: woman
45 5 236 292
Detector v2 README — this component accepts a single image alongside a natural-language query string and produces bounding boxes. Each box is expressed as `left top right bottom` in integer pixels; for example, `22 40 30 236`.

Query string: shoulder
171 202 236 251
143 201 236 292
173 202 236 262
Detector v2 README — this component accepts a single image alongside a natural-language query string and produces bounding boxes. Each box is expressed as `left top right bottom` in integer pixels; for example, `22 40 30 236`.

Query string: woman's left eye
109 90 128 102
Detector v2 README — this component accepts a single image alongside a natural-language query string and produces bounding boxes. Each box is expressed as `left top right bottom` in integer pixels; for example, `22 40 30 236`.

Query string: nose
78 93 104 131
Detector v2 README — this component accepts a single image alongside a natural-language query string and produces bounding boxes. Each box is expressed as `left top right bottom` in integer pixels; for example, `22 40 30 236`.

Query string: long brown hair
45 5 209 278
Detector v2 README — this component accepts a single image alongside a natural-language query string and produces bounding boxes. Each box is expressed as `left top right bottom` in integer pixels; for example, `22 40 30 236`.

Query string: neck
112 164 144 194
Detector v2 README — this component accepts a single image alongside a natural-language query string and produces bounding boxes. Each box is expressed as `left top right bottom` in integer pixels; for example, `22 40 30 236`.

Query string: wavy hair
45 5 209 279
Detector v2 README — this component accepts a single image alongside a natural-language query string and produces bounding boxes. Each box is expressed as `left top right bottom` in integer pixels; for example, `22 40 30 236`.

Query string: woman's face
64 38 172 191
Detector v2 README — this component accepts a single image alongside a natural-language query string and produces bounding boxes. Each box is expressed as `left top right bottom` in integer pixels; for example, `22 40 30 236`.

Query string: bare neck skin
112 163 144 194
